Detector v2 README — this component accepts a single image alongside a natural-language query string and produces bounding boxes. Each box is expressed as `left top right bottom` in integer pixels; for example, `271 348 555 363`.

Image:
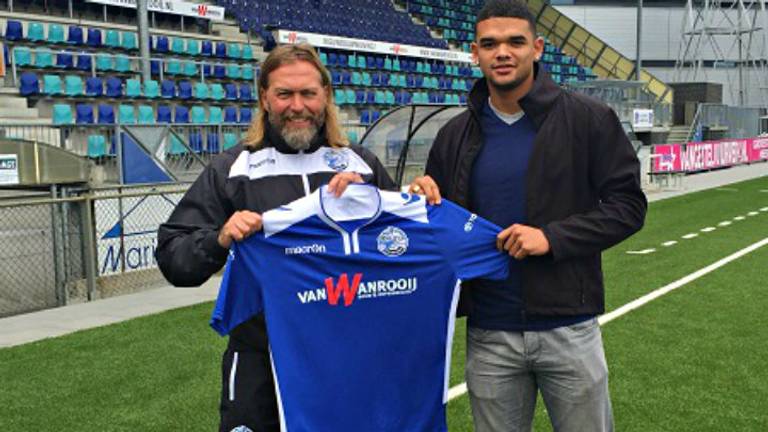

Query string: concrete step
0 96 30 109
0 106 39 119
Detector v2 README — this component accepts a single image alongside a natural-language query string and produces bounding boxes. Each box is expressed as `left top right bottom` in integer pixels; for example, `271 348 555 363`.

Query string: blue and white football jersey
211 184 509 432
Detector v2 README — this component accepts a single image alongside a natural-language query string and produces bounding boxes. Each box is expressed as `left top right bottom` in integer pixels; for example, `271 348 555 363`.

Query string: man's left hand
327 172 364 197
497 224 550 260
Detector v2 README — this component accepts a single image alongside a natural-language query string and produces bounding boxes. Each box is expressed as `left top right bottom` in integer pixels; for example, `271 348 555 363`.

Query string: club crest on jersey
323 149 349 171
377 226 409 257
464 214 478 232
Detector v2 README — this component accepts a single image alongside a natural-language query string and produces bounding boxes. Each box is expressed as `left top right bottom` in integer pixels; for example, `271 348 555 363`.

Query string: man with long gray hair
157 43 395 432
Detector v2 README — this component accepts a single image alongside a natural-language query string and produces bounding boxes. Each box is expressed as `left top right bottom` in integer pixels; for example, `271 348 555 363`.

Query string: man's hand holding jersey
408 175 550 260
217 172 366 248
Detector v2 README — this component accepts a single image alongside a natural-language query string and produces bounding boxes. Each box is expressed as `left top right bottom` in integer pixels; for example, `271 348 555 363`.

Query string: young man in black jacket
156 44 395 432
409 1 646 430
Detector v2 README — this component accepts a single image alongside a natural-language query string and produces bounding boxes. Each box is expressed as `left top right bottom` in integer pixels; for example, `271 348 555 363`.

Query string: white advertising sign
277 30 474 63
632 109 654 129
0 154 19 185
86 0 225 21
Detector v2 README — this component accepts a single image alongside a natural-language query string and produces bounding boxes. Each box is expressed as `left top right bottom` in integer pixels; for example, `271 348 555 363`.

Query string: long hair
244 43 348 150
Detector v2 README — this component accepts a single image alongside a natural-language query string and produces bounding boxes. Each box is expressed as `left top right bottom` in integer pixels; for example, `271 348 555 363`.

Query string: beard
487 67 531 93
268 106 326 151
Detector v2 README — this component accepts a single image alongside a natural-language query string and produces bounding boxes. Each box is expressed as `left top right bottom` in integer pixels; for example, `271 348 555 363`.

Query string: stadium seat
194 82 209 99
52 104 73 125
76 52 92 71
384 57 392 70
42 75 63 96
118 105 136 124
12 47 31 67
332 70 342 86
352 72 362 86
154 36 169 53
121 32 137 50
223 133 238 150
227 43 241 59
348 54 356 68
239 107 252 124
209 106 223 124
48 24 65 44
125 79 142 98
182 61 197 76
190 106 206 123
366 90 376 104
105 77 123 98
174 105 189 123
166 59 182 75
4 21 23 41
178 81 192 99
27 22 45 42
138 105 154 124
76 104 94 124
64 75 84 97
210 83 225 101
56 52 74 69
97 104 115 124
104 30 120 48
357 55 366 69
87 28 102 48
206 132 220 153
85 77 103 97
171 37 186 54
242 45 254 60
202 63 212 78
239 84 253 101
168 134 188 155
161 79 176 98
356 90 366 104
214 64 226 79
156 105 172 123
33 49 54 68
67 26 84 45
347 130 358 145
87 135 107 158
189 131 203 153
226 64 242 79
144 80 159 99
95 54 113 71
360 110 370 125
114 55 131 73
225 83 238 100
186 39 200 56
201 40 213 57
215 42 227 58
19 72 40 96
328 53 338 67
224 106 238 123
242 66 255 80
362 72 372 86
334 89 346 105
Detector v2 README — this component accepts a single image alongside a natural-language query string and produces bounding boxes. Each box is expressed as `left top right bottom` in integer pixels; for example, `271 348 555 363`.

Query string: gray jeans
465 318 613 432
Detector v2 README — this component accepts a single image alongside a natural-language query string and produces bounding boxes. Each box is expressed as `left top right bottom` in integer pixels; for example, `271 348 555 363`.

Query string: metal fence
0 183 190 318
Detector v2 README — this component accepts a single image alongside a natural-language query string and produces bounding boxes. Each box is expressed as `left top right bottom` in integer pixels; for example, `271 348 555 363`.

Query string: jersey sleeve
209 238 264 336
428 200 509 281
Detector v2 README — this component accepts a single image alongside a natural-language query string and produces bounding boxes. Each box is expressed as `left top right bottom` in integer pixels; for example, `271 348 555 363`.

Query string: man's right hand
408 175 442 205
217 210 263 248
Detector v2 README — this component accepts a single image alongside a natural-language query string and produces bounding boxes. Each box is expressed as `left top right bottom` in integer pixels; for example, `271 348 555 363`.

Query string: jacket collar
467 62 562 130
262 119 327 154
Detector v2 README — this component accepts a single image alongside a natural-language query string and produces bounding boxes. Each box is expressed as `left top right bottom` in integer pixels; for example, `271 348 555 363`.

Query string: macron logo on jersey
297 273 419 306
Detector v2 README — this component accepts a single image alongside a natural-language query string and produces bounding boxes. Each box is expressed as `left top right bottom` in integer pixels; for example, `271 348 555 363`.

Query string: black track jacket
156 124 396 349
425 63 647 317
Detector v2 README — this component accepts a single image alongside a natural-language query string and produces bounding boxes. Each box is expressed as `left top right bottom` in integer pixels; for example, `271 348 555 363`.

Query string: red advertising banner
652 137 768 173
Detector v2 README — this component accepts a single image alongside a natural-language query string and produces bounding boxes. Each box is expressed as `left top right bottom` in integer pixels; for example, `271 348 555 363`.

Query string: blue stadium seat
189 131 203 153
151 60 161 76
202 63 213 78
76 52 92 71
214 64 226 79
366 90 376 104
224 106 238 123
42 75 63 96
13 47 31 67
56 51 74 69
156 105 172 123
215 42 227 58
360 110 370 125
225 83 238 100
239 84 253 101
97 104 115 124
67 26 84 45
342 71 351 85
76 104 94 124
105 77 123 98
64 75 84 97
161 79 175 98
48 24 65 44
19 72 40 96
27 22 45 42
178 80 192 99
4 21 23 41
356 90 366 104
52 104 73 125
328 53 338 67
174 106 189 123
154 36 169 53
201 40 213 56
207 132 220 153
85 77 103 97
239 107 252 124
87 28 102 47
332 70 342 86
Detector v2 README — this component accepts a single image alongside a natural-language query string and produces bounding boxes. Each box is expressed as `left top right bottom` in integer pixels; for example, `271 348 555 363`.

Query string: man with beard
408 0 646 431
156 44 395 432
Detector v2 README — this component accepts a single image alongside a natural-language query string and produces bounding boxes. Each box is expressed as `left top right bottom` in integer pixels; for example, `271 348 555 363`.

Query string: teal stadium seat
242 45 254 60
384 57 392 70
95 54 113 71
186 39 200 56
52 104 73 124
143 80 159 98
121 32 137 50
114 55 131 73
182 61 197 76
27 22 45 42
43 75 63 95
242 66 254 80
352 72 362 86
47 24 65 43
334 89 346 105
138 105 154 124
125 79 142 97
171 37 186 54
357 55 366 69
194 82 209 99
227 43 241 59
226 64 241 79
362 72 372 86
223 133 238 150
104 30 120 48
169 135 187 155
166 59 182 75
34 49 54 68
210 83 225 101
208 106 223 124
118 105 136 124
190 106 206 123
347 130 358 144
87 135 107 158
64 75 84 96
348 54 356 68
13 47 31 67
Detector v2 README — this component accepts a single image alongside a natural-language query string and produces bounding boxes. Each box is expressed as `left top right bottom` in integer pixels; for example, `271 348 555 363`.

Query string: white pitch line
446 237 768 402
761 207 768 212
747 211 759 216
662 240 678 247
626 248 656 255
682 233 699 239
700 227 716 233
734 216 746 221
718 221 732 227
